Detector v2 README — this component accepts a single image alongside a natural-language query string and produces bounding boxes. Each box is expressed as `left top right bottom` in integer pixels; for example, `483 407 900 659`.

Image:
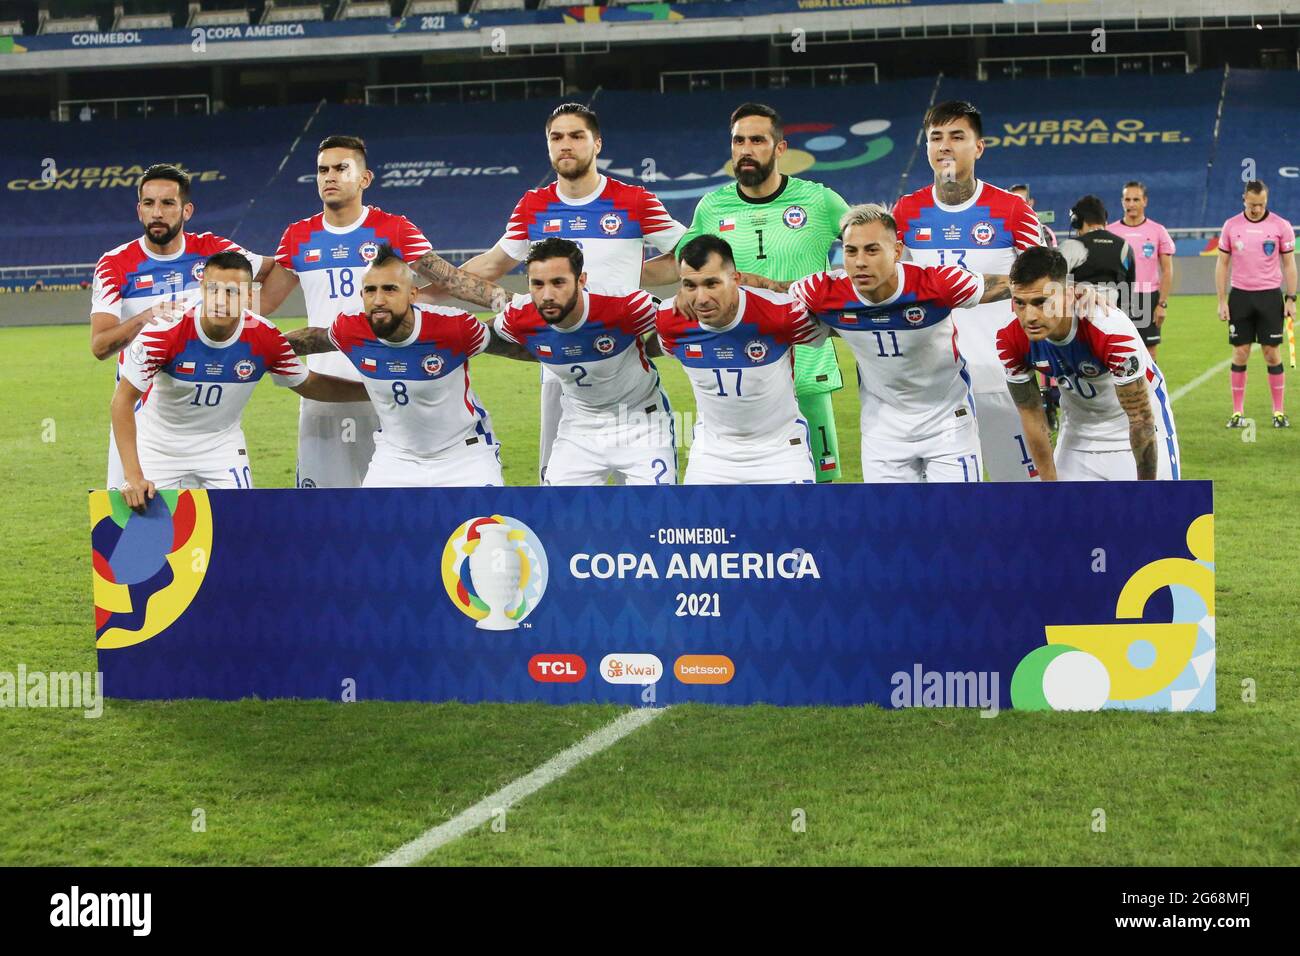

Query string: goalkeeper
647 102 849 480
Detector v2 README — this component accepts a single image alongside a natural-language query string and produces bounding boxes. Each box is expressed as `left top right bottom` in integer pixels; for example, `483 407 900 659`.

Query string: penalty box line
371 706 667 867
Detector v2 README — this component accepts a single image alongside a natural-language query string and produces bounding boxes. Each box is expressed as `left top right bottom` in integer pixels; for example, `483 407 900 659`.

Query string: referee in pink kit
1216 180 1297 429
1108 180 1174 363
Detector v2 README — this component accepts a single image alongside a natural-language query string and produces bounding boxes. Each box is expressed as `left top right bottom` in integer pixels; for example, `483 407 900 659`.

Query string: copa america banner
89 482 1215 711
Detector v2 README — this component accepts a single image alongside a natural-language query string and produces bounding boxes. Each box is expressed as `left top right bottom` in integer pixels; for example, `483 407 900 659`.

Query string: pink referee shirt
1218 211 1296 292
1108 218 1174 292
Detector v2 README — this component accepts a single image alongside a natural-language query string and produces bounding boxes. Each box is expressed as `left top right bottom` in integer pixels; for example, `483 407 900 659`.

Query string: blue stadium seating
1 70 1295 274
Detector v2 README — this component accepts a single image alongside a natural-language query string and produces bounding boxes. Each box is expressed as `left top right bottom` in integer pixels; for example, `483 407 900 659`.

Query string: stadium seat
406 0 458 13
112 5 174 31
38 13 100 34
262 2 326 23
337 0 394 18
471 0 525 12
187 3 251 27
0 19 23 35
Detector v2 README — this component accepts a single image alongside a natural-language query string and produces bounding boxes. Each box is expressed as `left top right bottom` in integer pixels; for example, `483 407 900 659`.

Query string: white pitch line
1170 358 1232 404
372 706 666 867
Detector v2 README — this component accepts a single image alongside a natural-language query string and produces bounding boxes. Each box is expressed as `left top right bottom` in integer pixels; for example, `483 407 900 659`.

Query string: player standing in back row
257 134 508 488
892 101 1046 481
455 103 687 482
660 103 849 481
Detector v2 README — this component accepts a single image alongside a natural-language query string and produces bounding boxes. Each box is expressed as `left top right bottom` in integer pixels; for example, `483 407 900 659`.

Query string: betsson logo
674 655 735 685
528 654 586 683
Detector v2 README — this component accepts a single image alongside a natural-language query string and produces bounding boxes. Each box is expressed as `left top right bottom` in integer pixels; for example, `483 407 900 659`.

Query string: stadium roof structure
1 0 1295 73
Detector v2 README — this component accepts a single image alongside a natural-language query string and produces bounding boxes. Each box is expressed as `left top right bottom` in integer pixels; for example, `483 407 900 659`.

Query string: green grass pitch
0 295 1296 865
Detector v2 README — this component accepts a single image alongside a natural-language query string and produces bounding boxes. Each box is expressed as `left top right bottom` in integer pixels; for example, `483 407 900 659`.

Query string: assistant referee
1216 180 1297 429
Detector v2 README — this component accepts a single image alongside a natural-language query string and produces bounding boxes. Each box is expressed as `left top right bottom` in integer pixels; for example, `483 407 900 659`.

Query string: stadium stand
112 5 176 30
187 3 252 27
2 70 1297 281
338 1 394 18
262 2 325 22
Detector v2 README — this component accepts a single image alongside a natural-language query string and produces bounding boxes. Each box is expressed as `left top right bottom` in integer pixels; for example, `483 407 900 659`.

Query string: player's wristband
1157 300 1168 309
1285 294 1297 302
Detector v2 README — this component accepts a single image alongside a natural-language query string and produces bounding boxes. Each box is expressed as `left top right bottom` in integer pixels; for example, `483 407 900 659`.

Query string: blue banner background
94 482 1215 710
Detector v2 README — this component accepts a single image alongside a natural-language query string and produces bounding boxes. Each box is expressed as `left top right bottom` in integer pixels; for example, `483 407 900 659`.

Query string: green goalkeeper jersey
679 174 849 395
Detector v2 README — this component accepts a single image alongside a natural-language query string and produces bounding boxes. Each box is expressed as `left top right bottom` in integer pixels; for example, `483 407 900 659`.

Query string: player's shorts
1055 434 1180 481
683 419 815 485
543 394 678 486
1127 290 1161 347
137 445 254 490
1227 288 1284 346
861 411 981 483
538 365 563 483
296 398 378 489
363 434 504 488
972 390 1038 482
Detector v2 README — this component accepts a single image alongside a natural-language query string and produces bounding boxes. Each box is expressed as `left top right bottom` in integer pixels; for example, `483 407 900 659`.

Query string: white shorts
297 398 378 489
538 367 562 482
684 419 815 485
972 390 1038 482
1055 434 1180 481
363 435 504 487
136 446 254 490
544 395 678 486
861 414 981 483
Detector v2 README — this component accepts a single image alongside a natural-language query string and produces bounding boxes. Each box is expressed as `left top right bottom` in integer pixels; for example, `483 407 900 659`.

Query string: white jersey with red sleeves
275 205 433 380
493 286 659 416
790 263 984 444
893 180 1044 393
120 307 306 467
657 287 827 445
996 304 1179 468
496 175 686 288
329 304 492 458
92 232 264 323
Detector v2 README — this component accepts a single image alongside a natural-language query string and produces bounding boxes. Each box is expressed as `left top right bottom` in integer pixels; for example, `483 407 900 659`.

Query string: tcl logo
529 654 587 683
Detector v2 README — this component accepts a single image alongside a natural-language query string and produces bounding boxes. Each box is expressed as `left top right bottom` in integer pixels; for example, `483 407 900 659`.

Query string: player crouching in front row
287 244 526 487
998 246 1180 481
657 236 827 484
113 252 369 510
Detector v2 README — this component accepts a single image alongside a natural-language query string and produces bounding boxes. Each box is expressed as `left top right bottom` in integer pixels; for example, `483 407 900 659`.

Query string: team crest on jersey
1142 242 1156 259
234 359 256 380
358 241 380 262
745 339 769 363
782 206 808 230
594 334 616 355
569 216 587 232
600 213 622 235
422 353 444 376
1077 360 1102 378
903 306 926 325
970 221 996 245
1264 240 1277 256
190 261 205 281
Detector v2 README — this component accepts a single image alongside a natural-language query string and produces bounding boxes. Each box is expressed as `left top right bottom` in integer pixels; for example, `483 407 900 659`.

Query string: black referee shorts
1227 288 1284 346
1127 290 1160 347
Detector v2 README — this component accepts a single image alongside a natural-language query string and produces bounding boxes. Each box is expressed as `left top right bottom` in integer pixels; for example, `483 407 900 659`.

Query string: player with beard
661 103 850 482
286 246 524 486
453 104 686 483
258 135 508 489
91 163 292 487
492 238 676 485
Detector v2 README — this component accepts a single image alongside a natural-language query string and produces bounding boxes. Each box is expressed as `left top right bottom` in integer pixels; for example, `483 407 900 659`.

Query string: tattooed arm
737 272 791 293
284 326 336 356
482 325 537 362
410 251 510 312
1007 375 1056 481
979 274 1010 303
1115 378 1158 480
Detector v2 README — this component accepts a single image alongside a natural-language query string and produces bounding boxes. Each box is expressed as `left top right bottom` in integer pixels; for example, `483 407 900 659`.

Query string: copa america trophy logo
442 515 548 630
